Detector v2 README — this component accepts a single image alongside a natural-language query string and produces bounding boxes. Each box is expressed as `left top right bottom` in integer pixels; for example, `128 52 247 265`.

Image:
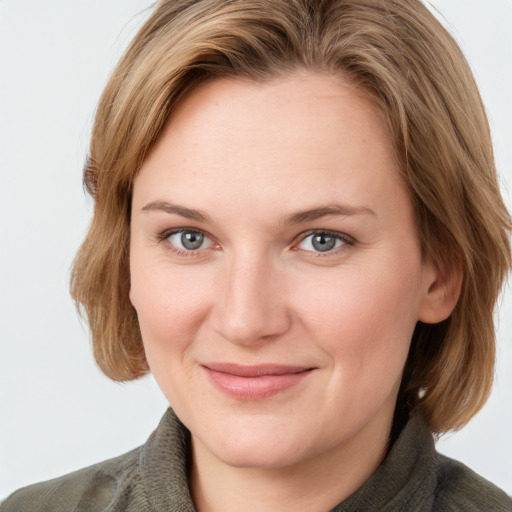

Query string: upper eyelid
158 226 213 241
294 229 355 244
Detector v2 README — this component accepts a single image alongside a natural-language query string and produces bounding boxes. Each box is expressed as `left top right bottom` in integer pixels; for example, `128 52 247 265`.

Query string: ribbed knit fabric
2 408 511 511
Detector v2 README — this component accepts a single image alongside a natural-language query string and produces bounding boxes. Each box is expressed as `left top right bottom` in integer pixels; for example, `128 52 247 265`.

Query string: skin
129 73 456 512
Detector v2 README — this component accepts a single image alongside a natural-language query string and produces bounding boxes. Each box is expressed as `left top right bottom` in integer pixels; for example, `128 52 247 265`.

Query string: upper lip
202 363 314 377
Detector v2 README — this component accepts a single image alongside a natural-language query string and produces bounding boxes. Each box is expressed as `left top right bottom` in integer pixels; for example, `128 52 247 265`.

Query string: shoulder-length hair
71 0 511 433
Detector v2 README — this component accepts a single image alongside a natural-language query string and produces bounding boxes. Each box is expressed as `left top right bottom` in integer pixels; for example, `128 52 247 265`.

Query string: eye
296 231 352 253
166 229 213 251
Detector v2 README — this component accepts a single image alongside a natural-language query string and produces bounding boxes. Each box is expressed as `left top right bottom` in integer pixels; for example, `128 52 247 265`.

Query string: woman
3 0 511 510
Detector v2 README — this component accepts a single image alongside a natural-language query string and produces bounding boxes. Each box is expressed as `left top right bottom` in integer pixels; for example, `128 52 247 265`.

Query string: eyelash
156 228 355 257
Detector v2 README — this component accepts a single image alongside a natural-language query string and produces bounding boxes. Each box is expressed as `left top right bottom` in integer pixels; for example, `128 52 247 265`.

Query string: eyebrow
141 201 210 222
141 200 375 225
282 203 376 225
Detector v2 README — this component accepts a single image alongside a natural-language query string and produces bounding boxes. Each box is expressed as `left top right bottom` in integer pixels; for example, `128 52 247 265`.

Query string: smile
202 363 315 400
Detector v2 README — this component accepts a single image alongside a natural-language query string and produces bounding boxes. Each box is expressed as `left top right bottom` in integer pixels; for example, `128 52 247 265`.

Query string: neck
190 415 392 512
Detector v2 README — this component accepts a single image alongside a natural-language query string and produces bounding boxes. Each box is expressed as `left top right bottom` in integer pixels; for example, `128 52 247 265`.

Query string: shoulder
433 454 512 511
1 408 191 512
0 446 148 512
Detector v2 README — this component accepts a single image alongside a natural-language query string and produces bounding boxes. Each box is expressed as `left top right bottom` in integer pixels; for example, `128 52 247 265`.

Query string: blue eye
297 232 349 253
167 229 212 251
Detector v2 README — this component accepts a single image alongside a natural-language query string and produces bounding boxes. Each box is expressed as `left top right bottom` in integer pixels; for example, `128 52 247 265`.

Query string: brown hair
71 0 511 433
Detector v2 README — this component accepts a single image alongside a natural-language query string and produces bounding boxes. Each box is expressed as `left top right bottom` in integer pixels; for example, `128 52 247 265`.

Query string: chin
209 438 308 470
192 416 315 470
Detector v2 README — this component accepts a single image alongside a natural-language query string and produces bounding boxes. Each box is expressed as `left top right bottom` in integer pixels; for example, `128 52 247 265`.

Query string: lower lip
203 367 313 400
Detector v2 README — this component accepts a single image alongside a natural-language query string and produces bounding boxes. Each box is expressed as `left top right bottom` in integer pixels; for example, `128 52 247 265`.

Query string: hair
71 0 511 434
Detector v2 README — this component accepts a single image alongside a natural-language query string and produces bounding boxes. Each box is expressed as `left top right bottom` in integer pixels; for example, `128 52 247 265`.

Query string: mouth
201 362 315 400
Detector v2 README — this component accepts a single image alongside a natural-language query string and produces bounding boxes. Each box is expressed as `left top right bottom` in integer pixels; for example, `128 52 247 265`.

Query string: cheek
130 259 214 353
293 257 422 384
130 261 216 409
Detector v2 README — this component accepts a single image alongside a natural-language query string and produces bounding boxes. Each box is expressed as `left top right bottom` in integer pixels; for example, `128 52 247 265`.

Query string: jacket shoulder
433 454 512 511
1 447 145 512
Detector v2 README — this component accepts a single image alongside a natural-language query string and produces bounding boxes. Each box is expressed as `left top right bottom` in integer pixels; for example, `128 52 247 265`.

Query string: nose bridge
212 248 290 345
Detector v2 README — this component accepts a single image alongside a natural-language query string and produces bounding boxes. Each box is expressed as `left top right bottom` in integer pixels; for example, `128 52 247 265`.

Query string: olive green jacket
2 408 511 511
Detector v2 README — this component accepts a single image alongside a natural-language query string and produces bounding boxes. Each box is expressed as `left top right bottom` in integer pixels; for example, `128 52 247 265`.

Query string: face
129 73 439 471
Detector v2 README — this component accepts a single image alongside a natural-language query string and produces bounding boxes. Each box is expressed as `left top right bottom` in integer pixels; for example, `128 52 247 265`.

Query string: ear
129 286 137 310
417 258 462 324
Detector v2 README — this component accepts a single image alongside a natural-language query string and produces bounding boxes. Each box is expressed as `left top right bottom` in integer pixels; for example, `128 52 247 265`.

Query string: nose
210 252 292 346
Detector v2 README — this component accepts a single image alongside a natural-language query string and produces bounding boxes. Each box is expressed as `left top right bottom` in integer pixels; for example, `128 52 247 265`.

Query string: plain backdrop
1 0 511 500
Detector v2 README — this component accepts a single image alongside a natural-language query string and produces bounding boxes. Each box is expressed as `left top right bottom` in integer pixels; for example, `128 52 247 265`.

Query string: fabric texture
2 408 511 511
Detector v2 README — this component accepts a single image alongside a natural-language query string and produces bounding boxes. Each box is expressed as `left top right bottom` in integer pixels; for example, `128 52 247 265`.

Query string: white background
1 0 511 500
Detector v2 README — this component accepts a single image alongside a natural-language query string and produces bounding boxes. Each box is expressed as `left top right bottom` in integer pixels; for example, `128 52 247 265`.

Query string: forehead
133 73 408 224
155 73 388 160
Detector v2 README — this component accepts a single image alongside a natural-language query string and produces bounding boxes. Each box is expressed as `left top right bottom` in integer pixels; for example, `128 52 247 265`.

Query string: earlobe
418 260 462 324
129 287 136 310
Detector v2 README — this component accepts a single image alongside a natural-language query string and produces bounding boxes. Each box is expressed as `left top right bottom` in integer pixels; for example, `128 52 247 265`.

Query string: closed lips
202 363 315 400
202 363 315 377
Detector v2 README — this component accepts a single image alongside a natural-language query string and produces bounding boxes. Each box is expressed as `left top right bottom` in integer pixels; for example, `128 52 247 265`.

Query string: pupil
312 234 336 252
181 231 204 250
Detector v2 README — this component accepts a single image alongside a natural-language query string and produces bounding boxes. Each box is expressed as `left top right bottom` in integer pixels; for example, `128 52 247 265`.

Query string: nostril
210 302 292 346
